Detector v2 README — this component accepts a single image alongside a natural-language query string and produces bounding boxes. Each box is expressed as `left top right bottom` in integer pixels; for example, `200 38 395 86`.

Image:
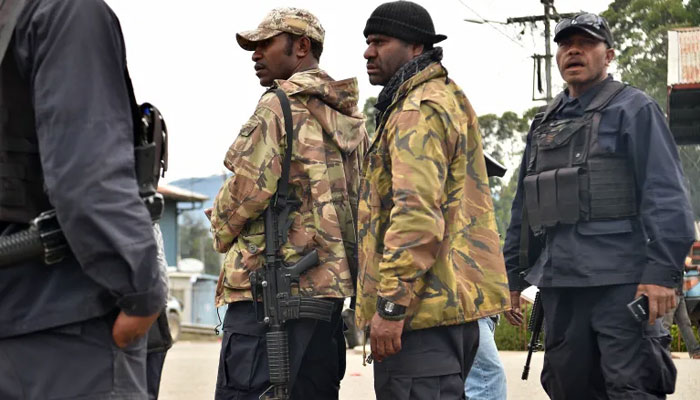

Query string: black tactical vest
523 80 637 234
0 0 167 225
0 40 51 223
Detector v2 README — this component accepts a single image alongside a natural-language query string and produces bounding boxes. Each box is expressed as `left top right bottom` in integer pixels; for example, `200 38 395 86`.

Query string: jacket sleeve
210 103 283 253
502 149 530 291
502 125 545 291
21 0 165 316
377 103 448 307
628 101 695 287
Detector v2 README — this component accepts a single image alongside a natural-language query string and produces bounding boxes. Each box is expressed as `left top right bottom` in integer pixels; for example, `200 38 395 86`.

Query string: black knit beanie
363 1 447 45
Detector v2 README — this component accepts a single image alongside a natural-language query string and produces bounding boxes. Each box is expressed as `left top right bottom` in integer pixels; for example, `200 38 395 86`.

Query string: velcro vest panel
0 41 51 223
524 80 637 233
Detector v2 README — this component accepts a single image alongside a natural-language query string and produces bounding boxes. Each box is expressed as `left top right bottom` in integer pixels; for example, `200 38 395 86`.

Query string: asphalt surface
159 340 700 399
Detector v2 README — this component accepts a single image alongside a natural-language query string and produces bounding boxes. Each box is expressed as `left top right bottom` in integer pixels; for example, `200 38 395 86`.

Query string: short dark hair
284 33 323 61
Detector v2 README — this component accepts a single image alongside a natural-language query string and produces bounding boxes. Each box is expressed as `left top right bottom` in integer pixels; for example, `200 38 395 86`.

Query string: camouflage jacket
356 63 510 331
211 69 368 306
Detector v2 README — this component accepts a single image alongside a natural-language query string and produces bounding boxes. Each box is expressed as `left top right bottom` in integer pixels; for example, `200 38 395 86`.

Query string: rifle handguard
266 330 290 385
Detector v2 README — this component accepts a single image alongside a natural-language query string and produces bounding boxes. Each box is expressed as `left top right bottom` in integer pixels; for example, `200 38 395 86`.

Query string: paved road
160 340 700 399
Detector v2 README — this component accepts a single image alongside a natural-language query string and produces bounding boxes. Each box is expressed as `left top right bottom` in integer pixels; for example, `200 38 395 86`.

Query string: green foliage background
494 301 540 351
602 0 700 108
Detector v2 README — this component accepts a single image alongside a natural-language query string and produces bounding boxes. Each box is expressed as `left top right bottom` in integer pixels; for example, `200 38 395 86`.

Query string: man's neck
568 73 607 98
291 59 319 77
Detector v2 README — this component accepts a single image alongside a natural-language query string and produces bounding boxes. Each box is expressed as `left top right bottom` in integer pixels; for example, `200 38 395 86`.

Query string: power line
455 0 527 49
505 1 577 101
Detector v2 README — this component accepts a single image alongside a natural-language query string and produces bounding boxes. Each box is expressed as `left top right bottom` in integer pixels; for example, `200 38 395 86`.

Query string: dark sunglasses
555 13 608 36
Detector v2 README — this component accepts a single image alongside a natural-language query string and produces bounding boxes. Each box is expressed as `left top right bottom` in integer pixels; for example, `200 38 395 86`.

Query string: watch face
384 302 395 313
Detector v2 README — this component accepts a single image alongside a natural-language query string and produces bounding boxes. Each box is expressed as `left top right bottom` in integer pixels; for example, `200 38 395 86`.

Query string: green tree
179 212 221 276
602 0 700 107
479 107 539 238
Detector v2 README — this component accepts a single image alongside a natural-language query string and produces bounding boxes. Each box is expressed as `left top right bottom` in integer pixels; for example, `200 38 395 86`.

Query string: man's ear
605 47 615 66
296 36 311 58
411 43 425 57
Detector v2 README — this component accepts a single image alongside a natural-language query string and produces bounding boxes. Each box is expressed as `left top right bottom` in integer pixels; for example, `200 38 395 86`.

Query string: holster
146 308 173 354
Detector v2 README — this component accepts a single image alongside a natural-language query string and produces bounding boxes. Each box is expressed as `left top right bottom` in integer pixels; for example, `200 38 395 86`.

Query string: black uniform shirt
0 0 165 338
503 76 694 290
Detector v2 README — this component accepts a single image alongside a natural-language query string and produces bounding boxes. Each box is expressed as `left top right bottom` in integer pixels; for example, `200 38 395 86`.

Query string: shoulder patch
238 115 262 137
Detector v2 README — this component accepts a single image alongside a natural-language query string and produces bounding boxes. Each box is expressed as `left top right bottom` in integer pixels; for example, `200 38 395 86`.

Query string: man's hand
112 310 160 349
504 291 523 326
635 284 676 325
370 312 405 362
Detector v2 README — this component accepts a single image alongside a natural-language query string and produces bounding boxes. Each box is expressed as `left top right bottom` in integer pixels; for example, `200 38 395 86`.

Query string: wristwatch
376 296 407 320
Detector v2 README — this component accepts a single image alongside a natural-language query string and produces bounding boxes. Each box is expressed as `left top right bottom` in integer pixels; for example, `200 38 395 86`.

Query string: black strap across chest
271 88 294 210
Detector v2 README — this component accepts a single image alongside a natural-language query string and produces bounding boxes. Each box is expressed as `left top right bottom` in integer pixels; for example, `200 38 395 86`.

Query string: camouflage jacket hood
275 69 365 154
211 68 368 306
356 62 510 331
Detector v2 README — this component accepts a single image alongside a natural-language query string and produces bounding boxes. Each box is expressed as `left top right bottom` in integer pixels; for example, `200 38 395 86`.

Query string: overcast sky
105 0 614 182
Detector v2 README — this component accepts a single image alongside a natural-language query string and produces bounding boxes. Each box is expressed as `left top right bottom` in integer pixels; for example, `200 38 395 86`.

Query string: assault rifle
249 88 334 400
522 291 544 380
249 207 334 400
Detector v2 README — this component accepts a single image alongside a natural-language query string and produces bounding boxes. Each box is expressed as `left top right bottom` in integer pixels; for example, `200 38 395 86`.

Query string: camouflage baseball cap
236 7 325 51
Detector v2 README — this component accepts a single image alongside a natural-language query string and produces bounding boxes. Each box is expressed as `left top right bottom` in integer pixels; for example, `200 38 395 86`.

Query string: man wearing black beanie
355 1 511 399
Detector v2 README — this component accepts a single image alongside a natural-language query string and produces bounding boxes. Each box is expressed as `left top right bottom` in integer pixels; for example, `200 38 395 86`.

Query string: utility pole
506 0 576 102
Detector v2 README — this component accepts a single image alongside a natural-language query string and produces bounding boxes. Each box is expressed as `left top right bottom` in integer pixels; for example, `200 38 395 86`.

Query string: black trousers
146 351 167 399
0 312 148 400
215 301 346 400
540 284 676 400
373 321 479 400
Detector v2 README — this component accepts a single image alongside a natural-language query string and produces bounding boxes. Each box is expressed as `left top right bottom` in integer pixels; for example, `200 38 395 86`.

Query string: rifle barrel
521 292 544 380
0 228 43 268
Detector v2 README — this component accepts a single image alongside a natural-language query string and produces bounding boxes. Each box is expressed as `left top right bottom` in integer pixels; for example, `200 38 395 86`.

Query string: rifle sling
272 88 294 210
267 89 336 322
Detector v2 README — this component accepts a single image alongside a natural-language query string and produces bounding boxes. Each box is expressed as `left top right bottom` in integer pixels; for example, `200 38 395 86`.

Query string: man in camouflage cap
209 7 368 400
357 1 510 398
235 8 325 52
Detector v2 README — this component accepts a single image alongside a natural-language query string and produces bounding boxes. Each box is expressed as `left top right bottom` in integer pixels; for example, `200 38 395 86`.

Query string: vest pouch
587 157 637 220
523 174 543 232
555 167 582 224
538 170 559 227
0 45 50 223
533 119 588 173
524 167 582 230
